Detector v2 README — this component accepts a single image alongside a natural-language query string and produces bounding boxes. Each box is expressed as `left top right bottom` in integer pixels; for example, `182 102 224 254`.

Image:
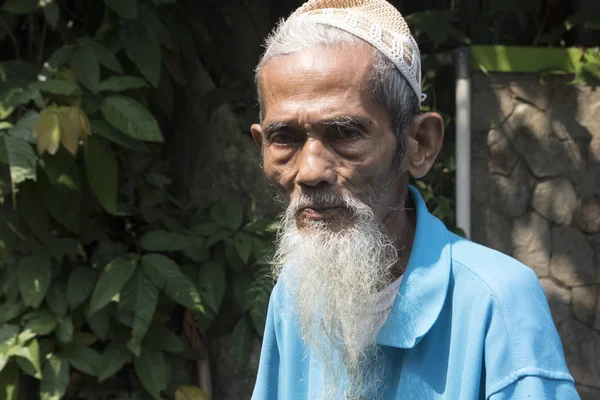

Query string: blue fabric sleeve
481 259 575 396
251 287 280 400
488 376 580 400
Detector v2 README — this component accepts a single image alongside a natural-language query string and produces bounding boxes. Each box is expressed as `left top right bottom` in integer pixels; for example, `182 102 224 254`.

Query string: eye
270 132 300 145
333 126 361 140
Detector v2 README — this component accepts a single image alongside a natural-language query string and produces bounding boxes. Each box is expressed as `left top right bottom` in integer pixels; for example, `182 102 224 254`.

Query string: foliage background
0 0 598 399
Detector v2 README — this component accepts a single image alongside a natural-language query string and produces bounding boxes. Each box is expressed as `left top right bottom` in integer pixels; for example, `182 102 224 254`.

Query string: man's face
253 43 403 231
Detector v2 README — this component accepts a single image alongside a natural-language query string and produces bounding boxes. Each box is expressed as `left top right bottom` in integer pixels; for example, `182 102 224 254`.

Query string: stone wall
471 72 600 398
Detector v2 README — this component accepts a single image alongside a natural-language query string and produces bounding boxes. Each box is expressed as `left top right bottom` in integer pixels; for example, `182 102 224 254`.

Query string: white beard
272 192 399 399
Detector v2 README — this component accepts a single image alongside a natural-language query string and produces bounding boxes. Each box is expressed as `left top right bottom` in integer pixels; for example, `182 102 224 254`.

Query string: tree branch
37 20 48 67
0 14 21 59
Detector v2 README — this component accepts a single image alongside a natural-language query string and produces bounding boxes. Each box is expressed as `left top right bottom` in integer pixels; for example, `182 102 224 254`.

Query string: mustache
287 191 357 215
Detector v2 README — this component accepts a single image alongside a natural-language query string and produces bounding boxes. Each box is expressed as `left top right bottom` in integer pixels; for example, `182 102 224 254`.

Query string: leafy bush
0 0 275 399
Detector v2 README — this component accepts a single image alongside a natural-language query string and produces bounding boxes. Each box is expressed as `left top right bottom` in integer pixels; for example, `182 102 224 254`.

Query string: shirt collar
376 185 452 349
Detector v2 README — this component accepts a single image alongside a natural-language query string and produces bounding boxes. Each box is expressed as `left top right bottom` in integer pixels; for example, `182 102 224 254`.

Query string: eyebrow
263 116 371 136
322 116 369 130
263 121 298 137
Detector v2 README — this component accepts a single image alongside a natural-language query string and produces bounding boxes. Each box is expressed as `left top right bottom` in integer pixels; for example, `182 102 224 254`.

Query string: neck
383 187 417 280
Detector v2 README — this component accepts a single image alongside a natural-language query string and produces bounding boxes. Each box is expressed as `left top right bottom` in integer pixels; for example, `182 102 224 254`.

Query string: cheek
262 150 295 191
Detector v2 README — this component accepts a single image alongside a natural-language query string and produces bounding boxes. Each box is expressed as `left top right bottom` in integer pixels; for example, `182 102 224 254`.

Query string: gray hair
255 16 421 161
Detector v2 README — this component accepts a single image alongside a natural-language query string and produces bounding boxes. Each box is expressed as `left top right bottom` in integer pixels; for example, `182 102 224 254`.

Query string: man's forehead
259 43 374 89
259 44 377 121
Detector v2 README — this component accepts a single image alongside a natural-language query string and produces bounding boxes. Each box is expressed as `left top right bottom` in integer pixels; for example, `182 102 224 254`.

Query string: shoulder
446 233 574 394
448 232 543 303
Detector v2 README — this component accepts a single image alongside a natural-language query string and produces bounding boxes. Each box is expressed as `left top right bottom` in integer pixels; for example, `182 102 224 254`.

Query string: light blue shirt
252 186 579 399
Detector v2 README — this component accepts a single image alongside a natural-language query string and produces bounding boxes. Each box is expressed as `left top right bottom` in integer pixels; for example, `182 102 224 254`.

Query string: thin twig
0 14 21 59
28 15 34 63
532 8 549 47
37 20 48 67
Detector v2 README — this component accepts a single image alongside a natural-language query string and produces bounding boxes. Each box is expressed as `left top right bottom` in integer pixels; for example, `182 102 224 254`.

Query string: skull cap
290 0 425 102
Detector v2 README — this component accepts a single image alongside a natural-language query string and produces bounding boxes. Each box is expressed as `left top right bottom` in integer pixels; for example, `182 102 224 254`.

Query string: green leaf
45 282 68 316
19 310 57 342
71 332 98 347
224 238 245 272
55 317 73 343
141 254 204 313
18 253 51 309
126 271 159 356
16 181 48 243
233 232 253 264
182 238 209 263
231 317 253 370
9 110 39 144
69 47 100 92
85 135 118 214
104 0 138 19
244 219 279 233
13 338 42 378
62 344 102 376
0 361 19 400
189 223 219 237
67 266 97 309
98 338 130 382
0 324 19 371
39 166 81 233
85 306 110 341
90 120 146 151
40 355 68 400
97 76 148 92
140 230 193 252
89 258 137 315
1 0 38 14
198 262 226 313
143 326 187 354
234 276 252 312
42 3 59 30
43 46 75 75
101 95 163 142
4 136 36 187
134 348 167 400
30 80 80 95
210 200 243 231
0 302 26 324
121 21 161 87
76 37 123 74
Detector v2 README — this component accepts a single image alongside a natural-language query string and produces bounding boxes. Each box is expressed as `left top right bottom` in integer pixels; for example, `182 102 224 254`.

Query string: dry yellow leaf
55 67 78 84
77 107 91 137
174 385 210 400
34 106 61 155
58 106 81 155
56 68 83 107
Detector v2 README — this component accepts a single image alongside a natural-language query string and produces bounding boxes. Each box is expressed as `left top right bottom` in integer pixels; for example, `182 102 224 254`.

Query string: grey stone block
571 285 599 326
532 178 579 226
512 212 551 278
540 278 571 325
559 319 600 387
550 227 596 287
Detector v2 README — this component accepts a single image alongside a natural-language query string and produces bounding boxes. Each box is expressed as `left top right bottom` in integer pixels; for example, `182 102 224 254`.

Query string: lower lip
299 207 343 220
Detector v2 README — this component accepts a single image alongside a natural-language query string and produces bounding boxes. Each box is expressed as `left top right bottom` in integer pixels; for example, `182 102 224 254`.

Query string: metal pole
454 47 471 239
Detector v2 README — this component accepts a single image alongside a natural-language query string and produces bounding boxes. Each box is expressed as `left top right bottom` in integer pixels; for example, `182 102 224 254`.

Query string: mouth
297 206 347 221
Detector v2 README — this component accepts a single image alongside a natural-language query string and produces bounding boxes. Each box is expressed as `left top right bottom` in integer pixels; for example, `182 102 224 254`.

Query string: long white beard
272 192 399 399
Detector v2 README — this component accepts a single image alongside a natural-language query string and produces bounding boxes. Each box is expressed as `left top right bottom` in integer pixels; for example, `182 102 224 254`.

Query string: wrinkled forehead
258 43 380 123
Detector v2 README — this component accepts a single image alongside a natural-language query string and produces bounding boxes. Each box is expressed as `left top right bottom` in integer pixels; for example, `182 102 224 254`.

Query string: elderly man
249 0 578 399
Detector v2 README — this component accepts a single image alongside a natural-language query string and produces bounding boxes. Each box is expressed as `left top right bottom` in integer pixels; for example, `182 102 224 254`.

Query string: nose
295 138 336 189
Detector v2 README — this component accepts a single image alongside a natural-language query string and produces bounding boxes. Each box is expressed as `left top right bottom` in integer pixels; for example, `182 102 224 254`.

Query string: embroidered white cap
291 0 426 102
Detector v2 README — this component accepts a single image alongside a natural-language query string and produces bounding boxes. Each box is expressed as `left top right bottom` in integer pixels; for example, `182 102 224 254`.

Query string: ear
250 123 264 148
405 112 444 179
